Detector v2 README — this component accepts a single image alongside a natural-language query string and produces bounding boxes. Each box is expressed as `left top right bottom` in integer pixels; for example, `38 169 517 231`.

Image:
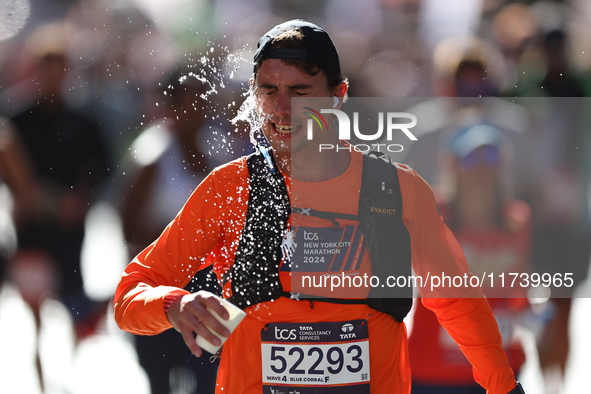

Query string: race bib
261 320 370 393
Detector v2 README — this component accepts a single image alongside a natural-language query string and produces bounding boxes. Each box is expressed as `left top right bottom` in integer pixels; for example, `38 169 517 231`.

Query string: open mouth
273 123 301 136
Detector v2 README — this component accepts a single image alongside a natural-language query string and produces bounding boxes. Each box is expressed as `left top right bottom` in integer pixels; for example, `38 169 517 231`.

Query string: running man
114 19 525 394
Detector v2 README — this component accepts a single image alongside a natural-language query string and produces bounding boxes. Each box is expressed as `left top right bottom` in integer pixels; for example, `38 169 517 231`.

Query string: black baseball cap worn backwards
253 19 341 80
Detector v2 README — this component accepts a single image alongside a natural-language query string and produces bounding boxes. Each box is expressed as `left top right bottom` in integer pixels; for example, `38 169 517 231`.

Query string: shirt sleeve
399 165 517 394
113 169 227 335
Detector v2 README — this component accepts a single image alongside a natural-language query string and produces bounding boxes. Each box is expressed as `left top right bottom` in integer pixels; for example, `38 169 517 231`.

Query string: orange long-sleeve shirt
114 150 517 394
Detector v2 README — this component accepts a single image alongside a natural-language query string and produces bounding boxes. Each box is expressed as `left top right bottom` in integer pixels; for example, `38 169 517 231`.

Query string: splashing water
232 93 269 147
159 42 291 302
162 42 263 158
226 53 273 147
156 40 274 157
187 42 248 99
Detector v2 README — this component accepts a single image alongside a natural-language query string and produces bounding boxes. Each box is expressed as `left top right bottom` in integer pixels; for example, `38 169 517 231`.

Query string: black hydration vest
223 146 413 322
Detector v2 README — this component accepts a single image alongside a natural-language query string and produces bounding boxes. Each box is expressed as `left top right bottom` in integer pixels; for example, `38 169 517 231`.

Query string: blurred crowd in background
1 0 591 393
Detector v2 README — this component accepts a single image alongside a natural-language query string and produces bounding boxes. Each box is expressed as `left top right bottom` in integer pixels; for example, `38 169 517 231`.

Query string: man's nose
273 90 291 120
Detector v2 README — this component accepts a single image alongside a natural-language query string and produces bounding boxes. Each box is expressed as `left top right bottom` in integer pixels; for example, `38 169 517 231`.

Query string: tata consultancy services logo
303 108 418 153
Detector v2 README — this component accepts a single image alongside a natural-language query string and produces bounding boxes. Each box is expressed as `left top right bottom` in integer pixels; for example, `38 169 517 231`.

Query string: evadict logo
304 108 417 153
363 198 397 215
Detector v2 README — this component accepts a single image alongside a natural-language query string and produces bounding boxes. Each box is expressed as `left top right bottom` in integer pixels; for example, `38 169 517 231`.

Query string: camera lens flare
0 0 30 41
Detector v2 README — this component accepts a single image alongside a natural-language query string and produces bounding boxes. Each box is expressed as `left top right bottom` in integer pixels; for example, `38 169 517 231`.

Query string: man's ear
332 81 347 109
249 77 255 90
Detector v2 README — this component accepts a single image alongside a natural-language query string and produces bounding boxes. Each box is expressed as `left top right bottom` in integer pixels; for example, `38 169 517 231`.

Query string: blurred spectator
490 2 540 92
538 29 591 96
1 117 75 393
62 2 163 163
409 124 532 394
8 22 112 340
6 248 59 392
508 28 591 97
505 26 591 394
0 118 38 386
0 117 36 228
431 35 506 98
400 35 520 186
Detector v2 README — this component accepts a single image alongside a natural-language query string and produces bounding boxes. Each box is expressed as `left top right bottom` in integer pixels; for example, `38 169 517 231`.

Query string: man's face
253 59 340 155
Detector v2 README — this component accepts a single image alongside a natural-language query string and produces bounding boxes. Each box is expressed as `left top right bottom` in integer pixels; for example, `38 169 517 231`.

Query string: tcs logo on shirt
275 327 297 341
303 231 319 240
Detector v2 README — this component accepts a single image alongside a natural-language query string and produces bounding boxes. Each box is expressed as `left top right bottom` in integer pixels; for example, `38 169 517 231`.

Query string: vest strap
226 146 289 309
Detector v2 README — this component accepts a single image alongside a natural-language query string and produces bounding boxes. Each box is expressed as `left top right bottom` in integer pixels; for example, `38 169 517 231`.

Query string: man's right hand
166 291 231 357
